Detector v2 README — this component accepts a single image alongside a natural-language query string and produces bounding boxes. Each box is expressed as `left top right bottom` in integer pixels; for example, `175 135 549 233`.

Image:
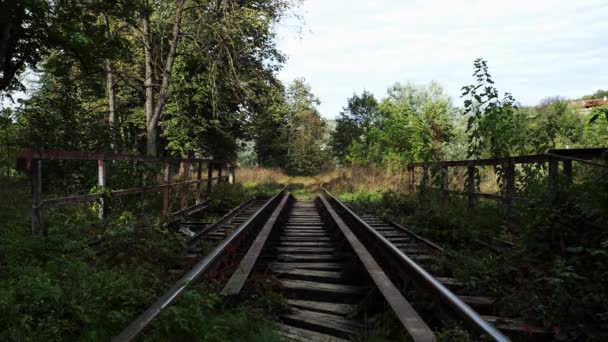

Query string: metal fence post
467 163 476 209
98 160 107 220
441 166 449 202
207 162 213 194
548 156 559 199
504 158 516 225
196 161 203 203
563 160 573 183
408 166 415 193
162 161 170 217
181 160 190 210
228 164 235 184
31 159 43 235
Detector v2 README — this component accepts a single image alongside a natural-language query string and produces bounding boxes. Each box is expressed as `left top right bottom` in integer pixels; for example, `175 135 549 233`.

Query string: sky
274 0 608 119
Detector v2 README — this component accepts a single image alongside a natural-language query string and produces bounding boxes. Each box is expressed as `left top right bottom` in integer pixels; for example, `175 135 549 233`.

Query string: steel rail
221 192 292 295
112 187 286 342
186 197 256 246
321 187 510 342
317 194 435 342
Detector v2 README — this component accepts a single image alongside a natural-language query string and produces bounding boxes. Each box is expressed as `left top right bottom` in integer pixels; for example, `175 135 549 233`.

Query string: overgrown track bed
112 188 287 341
114 188 548 341
331 189 548 340
223 195 434 341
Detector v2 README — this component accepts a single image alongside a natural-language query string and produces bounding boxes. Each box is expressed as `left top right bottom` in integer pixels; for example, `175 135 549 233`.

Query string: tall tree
331 91 381 164
284 78 327 175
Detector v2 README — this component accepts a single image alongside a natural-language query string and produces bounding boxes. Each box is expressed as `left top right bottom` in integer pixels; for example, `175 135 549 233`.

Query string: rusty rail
317 193 436 341
16 150 236 235
112 187 287 342
321 186 510 341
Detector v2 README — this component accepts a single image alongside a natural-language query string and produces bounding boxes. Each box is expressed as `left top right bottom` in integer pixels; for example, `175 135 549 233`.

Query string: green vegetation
330 60 607 171
0 178 284 340
336 163 608 338
1 0 607 339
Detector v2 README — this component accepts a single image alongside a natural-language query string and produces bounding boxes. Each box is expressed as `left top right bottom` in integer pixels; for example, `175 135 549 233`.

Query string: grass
333 169 608 339
237 166 340 200
0 177 287 341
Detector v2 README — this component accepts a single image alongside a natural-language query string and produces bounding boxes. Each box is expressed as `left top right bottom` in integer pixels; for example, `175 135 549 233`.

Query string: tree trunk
143 11 156 156
106 61 117 150
143 0 185 157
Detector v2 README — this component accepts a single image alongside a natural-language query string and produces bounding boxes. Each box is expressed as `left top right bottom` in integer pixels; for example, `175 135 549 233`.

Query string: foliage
335 82 454 174
283 78 329 175
146 284 283 341
331 91 382 164
336 162 608 338
461 58 521 159
581 89 608 100
589 105 608 124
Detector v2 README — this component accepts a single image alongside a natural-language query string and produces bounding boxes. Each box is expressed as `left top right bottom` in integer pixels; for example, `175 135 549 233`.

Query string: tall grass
325 164 409 194
236 167 288 185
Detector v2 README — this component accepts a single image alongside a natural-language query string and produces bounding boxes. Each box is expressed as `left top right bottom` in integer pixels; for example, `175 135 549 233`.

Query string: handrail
321 186 510 342
112 187 286 341
407 147 607 168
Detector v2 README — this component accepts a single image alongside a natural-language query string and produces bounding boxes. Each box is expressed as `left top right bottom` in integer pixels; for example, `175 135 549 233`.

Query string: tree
283 78 328 175
330 91 381 164
340 82 454 172
461 58 523 159
0 0 49 93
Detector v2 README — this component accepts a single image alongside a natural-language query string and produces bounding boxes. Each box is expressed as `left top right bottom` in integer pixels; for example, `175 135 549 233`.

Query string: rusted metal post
467 163 476 209
162 162 170 217
548 156 559 199
206 162 213 193
408 166 415 193
97 160 107 220
504 158 516 200
228 163 235 184
441 166 449 202
181 160 190 210
31 159 43 235
217 164 223 183
504 158 516 225
563 160 573 183
195 161 203 203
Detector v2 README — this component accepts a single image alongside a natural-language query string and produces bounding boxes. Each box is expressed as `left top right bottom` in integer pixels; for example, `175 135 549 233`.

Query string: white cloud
276 0 608 118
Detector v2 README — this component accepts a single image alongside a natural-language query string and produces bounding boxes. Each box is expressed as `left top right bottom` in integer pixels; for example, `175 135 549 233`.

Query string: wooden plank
275 254 343 263
275 323 349 342
286 299 355 316
280 237 332 242
278 279 365 297
459 296 495 313
271 268 345 283
275 247 335 254
278 242 336 247
270 262 346 271
482 316 548 335
280 309 362 338
221 193 291 296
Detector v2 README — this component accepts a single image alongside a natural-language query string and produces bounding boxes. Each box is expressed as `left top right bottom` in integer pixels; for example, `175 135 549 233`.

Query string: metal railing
16 149 236 235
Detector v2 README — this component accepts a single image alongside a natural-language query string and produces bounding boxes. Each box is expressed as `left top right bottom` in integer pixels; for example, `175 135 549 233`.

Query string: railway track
335 189 547 339
113 187 548 341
